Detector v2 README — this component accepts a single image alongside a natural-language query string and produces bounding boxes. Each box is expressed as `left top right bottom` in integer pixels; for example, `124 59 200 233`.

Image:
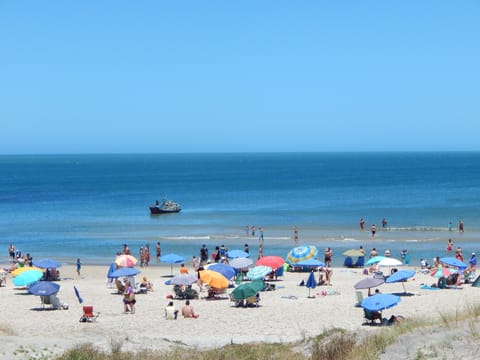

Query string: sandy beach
0 262 479 359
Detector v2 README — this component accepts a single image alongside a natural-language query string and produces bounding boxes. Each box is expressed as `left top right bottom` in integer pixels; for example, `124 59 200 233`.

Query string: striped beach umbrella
287 245 318 263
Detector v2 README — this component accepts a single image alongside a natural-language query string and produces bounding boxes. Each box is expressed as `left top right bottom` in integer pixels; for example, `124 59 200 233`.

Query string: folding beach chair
79 306 99 322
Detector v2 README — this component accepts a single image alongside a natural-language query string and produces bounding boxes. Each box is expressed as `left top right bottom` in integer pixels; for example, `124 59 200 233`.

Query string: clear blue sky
1 1 479 154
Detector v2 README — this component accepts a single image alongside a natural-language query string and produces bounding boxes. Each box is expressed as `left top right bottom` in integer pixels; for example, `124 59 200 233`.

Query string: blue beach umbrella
28 281 60 296
13 270 43 287
228 250 250 259
107 262 117 278
246 266 272 281
207 263 236 280
386 270 416 293
306 271 317 298
287 245 318 263
296 258 325 267
161 253 185 275
74 285 84 304
33 259 61 269
365 256 386 266
361 293 401 312
168 273 199 286
110 267 141 278
439 257 467 269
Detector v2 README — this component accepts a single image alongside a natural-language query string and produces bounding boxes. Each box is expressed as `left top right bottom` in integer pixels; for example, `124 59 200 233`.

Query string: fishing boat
149 199 182 214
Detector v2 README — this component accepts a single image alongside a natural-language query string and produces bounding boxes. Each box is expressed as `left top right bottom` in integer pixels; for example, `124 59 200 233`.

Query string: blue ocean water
1 152 479 266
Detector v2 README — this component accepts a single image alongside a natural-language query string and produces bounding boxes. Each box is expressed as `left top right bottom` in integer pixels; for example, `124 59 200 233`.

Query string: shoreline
1 263 479 359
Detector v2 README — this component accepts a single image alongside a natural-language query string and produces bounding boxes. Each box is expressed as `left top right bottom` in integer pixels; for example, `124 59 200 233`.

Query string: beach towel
420 285 440 290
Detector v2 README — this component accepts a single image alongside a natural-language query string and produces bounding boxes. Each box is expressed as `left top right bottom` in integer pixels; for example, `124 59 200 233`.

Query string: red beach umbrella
256 256 285 270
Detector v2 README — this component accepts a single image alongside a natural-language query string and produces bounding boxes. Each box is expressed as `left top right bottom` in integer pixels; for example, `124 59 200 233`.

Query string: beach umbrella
287 245 318 263
169 273 199 286
306 271 317 298
207 263 236 280
378 258 403 267
439 257 467 269
229 257 253 269
110 267 141 278
230 281 264 300
74 285 84 304
354 277 384 290
385 270 416 293
12 266 43 276
107 262 117 278
342 249 364 257
115 254 137 268
361 293 400 312
246 266 272 281
160 253 185 275
365 256 386 266
256 256 285 270
33 259 61 269
296 258 325 267
28 281 60 296
13 270 43 287
227 250 250 259
199 270 229 289
430 267 457 278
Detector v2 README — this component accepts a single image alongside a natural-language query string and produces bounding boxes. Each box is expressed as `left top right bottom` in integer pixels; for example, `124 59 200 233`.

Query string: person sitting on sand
318 267 332 285
180 263 189 274
140 276 153 291
123 280 136 314
165 301 178 320
181 300 199 318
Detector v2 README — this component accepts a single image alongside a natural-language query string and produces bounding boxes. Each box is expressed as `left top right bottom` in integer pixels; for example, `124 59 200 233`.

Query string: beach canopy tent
256 256 285 270
33 259 61 269
28 281 60 296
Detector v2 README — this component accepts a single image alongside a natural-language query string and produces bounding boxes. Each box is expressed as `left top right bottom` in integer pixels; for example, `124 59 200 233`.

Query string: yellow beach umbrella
12 266 43 277
199 270 229 289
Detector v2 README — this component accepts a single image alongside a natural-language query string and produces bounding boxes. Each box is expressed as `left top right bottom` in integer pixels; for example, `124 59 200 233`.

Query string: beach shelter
12 266 42 276
306 271 317 298
13 270 43 287
366 256 386 266
115 254 137 268
256 256 285 270
246 266 272 281
110 267 141 278
33 259 61 269
354 277 384 290
160 253 185 275
229 257 253 269
287 245 318 263
199 270 229 289
296 258 325 268
207 263 236 280
439 257 467 270
230 281 264 300
385 270 415 293
28 281 60 296
168 273 199 286
361 293 401 312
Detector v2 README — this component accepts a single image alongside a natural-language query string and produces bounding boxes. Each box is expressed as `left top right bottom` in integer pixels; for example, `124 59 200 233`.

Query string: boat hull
149 206 181 214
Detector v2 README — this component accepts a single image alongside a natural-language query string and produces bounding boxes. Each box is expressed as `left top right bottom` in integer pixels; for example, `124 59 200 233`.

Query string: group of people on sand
164 300 199 319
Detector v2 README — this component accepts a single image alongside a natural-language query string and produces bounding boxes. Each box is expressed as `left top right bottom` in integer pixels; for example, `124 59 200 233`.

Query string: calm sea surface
1 152 479 266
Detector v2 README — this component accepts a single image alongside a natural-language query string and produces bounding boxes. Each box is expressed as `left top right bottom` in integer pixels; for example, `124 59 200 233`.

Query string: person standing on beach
293 226 299 246
251 226 256 237
244 243 249 254
448 221 453 232
324 247 333 267
359 218 365 230
258 227 264 245
76 258 82 277
455 247 464 262
382 218 388 228
123 280 136 314
200 244 208 265
371 224 377 237
144 244 150 267
8 244 15 262
458 220 464 233
258 244 263 260
370 248 378 258
139 247 145 267
156 242 161 262
244 225 250 236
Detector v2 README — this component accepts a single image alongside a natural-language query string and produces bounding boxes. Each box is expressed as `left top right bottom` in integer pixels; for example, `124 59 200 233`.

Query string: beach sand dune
0 264 478 359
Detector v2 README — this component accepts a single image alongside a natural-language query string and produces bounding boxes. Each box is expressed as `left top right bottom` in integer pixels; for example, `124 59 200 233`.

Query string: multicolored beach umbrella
287 245 318 263
13 270 43 287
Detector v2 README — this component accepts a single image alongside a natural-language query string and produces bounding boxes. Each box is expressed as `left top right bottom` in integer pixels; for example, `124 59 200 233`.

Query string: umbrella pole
402 282 406 293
